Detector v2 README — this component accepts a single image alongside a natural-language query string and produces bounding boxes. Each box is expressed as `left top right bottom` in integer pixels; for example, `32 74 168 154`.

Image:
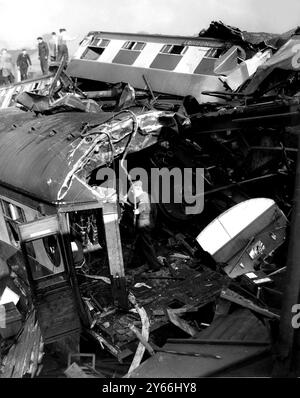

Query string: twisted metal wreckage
1 21 300 377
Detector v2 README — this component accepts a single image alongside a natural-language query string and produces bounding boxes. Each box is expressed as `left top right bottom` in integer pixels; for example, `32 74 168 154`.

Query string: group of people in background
0 28 73 86
37 28 74 75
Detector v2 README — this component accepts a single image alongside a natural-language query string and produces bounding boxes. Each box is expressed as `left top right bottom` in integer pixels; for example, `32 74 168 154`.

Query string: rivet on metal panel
67 132 76 141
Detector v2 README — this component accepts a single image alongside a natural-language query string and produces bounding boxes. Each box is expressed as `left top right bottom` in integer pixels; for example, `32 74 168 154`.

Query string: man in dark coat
16 49 32 81
37 37 49 75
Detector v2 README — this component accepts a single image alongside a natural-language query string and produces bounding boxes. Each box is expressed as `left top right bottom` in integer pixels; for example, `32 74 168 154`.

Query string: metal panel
150 53 183 71
84 31 226 47
0 111 113 204
193 57 218 75
18 215 59 242
67 60 225 103
112 49 142 65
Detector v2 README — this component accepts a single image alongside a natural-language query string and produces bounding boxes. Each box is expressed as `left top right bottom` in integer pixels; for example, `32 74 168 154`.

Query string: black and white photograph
0 0 300 383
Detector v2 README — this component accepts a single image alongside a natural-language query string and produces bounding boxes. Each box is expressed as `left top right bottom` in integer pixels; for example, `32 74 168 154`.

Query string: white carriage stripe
133 42 165 68
75 37 221 75
174 46 208 74
99 39 127 63
73 41 89 60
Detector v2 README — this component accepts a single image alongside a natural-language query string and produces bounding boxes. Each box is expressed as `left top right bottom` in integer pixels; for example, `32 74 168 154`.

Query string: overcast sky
1 0 300 50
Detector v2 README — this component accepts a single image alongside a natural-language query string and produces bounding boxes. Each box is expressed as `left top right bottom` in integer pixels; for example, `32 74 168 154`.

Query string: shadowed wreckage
1 21 300 378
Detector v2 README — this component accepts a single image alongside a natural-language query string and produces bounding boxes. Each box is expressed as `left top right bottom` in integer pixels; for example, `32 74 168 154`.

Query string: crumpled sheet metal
0 109 176 205
220 50 272 91
16 91 101 114
199 20 280 49
244 34 300 95
57 110 177 201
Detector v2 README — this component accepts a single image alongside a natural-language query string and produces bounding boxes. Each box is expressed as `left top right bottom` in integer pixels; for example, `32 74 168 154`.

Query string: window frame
122 41 146 51
160 44 187 56
90 38 110 48
1 199 25 248
204 48 224 59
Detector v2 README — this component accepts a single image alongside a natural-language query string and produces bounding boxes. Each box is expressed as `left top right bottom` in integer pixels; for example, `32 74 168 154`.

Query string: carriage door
18 215 81 343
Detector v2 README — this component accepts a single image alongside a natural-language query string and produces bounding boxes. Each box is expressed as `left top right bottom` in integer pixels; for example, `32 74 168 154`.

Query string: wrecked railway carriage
1 21 300 377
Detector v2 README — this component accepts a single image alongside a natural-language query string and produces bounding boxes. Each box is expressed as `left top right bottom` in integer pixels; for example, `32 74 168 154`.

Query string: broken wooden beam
0 302 22 339
166 338 271 346
220 288 280 319
129 324 155 356
126 293 150 375
87 329 122 359
167 308 199 337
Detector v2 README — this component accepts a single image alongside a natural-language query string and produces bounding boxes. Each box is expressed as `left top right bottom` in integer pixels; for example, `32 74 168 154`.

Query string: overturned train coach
0 106 178 344
67 30 251 102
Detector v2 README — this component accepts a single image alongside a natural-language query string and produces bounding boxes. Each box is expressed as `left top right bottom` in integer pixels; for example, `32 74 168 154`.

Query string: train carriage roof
0 108 168 206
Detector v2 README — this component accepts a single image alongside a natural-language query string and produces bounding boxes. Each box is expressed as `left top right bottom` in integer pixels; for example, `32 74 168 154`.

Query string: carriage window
122 41 146 51
205 48 223 58
160 44 186 55
24 236 65 283
43 235 61 268
80 39 110 60
90 38 110 47
1 200 25 248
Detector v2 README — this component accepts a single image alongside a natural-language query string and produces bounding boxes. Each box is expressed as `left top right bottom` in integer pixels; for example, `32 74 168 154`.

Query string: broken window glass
80 38 110 60
1 200 25 248
80 46 106 60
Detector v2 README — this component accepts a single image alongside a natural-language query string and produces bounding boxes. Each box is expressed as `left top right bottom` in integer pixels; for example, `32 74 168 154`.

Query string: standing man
128 180 162 271
16 49 32 81
37 37 49 75
57 28 76 63
0 49 14 85
49 32 58 62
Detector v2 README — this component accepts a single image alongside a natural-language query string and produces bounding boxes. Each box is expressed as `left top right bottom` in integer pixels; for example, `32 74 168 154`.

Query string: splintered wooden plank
126 295 150 376
88 330 122 359
12 312 35 378
21 313 39 377
6 316 29 378
220 288 280 319
0 312 42 379
167 309 198 337
29 321 43 378
1 343 17 378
